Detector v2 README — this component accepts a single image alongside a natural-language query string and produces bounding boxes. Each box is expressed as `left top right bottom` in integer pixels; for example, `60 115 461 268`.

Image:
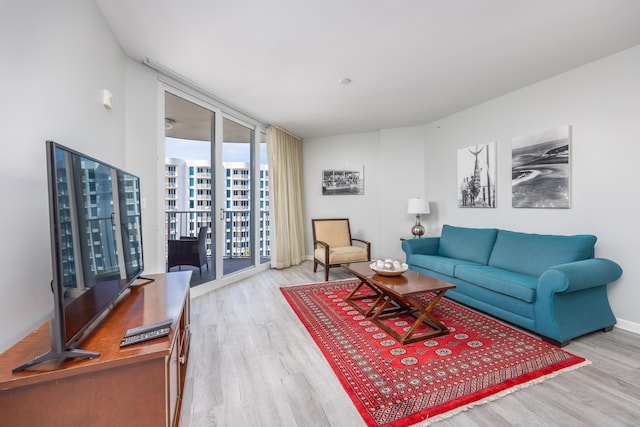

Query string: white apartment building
165 158 270 260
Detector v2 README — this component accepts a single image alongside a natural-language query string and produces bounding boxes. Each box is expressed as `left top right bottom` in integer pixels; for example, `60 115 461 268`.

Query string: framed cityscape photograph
322 165 365 195
512 125 571 208
457 142 496 208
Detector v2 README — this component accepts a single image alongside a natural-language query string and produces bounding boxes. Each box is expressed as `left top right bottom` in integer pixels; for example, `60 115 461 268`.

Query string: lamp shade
407 198 430 215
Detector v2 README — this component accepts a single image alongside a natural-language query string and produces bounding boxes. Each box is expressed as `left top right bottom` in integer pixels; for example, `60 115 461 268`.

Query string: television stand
0 271 191 427
12 348 99 373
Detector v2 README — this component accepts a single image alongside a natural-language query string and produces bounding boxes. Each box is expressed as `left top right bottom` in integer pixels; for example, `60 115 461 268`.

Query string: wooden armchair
168 226 209 275
312 218 371 281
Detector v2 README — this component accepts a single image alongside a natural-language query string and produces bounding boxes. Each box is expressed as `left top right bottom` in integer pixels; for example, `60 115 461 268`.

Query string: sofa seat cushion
408 254 482 277
438 225 498 265
488 230 596 276
315 246 368 264
455 265 537 303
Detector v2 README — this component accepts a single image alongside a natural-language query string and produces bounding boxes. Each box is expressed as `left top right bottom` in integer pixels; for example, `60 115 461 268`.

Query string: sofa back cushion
438 225 498 265
488 230 596 276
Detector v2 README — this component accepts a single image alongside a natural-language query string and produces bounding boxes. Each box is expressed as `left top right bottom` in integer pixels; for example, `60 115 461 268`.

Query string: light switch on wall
102 89 113 110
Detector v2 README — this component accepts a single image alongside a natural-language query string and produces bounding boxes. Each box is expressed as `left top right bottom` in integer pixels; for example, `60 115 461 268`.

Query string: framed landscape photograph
457 142 496 208
512 125 571 208
322 165 365 195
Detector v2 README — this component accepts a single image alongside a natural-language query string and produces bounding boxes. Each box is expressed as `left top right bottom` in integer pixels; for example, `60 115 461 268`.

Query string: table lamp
407 198 430 238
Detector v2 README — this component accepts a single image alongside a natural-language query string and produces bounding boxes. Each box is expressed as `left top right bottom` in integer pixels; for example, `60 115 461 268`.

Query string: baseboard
190 262 270 298
615 318 640 335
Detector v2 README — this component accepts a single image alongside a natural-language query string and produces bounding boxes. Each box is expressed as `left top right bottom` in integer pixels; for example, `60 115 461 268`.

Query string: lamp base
411 215 425 238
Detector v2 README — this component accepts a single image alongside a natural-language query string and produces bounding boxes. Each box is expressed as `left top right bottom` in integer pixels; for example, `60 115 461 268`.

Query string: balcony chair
312 218 371 281
168 226 209 274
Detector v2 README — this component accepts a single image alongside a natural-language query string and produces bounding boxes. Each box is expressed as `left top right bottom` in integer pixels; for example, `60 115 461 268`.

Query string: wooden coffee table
343 262 456 344
342 261 392 317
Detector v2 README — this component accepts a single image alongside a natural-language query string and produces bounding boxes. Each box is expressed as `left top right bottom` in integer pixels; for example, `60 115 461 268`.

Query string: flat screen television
14 141 147 372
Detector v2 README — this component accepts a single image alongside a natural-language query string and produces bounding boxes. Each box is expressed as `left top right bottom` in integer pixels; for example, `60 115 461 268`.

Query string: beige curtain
267 126 306 269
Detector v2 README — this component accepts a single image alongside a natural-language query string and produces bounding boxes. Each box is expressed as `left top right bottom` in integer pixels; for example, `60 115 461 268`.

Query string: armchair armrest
351 237 371 260
538 258 623 294
351 237 369 245
314 239 330 263
314 239 329 249
401 237 440 256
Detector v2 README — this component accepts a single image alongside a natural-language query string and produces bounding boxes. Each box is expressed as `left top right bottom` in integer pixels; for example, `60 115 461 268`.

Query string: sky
165 137 268 163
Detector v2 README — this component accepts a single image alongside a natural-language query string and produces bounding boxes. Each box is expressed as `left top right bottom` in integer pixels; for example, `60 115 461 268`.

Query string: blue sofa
401 224 623 346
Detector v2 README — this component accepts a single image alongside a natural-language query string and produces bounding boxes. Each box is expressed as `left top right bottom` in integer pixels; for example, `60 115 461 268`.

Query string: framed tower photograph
457 142 496 208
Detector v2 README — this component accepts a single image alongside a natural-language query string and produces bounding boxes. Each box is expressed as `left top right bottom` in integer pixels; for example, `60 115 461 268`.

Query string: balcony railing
165 210 270 273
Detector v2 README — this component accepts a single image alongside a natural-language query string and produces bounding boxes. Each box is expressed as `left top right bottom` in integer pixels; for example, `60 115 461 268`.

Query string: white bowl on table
370 261 408 276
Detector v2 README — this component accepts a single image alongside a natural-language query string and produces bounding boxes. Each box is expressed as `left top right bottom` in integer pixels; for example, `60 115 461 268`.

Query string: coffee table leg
346 279 405 317
373 290 451 345
401 290 450 344
411 290 448 328
346 279 384 317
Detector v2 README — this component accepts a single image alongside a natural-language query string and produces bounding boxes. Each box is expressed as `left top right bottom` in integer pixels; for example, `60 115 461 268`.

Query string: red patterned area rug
280 279 588 427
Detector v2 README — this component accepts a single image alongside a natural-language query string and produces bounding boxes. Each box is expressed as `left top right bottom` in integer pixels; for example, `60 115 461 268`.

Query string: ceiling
96 0 640 139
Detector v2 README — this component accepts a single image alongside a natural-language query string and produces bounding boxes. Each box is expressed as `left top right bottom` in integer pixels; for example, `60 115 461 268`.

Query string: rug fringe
413 359 591 426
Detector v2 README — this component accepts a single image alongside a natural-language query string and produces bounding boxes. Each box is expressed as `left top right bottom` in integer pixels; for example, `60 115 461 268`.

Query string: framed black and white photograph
322 165 365 195
512 125 571 208
457 142 496 208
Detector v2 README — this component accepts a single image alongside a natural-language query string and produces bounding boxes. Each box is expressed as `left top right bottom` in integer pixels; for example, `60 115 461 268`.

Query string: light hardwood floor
179 262 640 426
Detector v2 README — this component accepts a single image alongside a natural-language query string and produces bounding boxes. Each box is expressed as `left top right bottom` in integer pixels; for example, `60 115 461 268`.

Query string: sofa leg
541 336 570 347
313 261 318 272
324 267 330 281
603 325 614 332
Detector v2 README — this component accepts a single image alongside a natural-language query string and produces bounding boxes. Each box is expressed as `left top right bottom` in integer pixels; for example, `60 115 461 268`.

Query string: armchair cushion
314 246 369 265
313 219 352 248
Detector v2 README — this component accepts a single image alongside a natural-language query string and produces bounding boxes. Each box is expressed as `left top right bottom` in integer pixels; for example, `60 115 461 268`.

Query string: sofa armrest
535 258 621 344
401 237 440 256
538 258 623 294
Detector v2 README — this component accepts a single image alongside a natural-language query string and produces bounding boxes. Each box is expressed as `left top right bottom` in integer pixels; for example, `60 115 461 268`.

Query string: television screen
13 141 144 371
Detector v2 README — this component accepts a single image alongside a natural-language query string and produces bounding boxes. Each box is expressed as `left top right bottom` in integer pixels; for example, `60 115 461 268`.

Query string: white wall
303 132 381 256
0 0 161 352
303 126 427 262
303 45 640 331
124 59 165 275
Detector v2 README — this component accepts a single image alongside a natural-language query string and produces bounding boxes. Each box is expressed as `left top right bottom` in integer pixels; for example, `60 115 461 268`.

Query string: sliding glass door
164 92 215 283
164 89 269 285
220 117 254 274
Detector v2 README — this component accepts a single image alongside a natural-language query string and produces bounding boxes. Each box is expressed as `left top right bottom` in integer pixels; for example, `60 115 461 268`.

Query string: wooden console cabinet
0 271 191 427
